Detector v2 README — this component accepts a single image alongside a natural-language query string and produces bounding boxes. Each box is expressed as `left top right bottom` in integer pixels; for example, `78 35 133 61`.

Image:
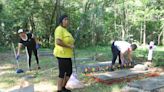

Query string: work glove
16 54 20 60
36 44 40 49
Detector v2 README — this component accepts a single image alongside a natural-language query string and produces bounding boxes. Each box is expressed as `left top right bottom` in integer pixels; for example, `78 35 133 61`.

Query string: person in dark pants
110 41 137 71
54 15 75 92
16 29 40 71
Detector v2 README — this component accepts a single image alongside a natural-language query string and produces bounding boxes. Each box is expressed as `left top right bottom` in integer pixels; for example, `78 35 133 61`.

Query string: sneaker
62 87 71 92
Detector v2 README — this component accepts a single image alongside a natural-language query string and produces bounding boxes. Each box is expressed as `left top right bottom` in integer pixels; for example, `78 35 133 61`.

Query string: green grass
0 45 163 92
134 45 164 66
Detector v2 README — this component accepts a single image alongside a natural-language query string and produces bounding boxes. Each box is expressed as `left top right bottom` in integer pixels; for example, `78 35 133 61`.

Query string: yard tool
12 43 24 74
67 27 80 84
73 22 83 74
25 47 30 70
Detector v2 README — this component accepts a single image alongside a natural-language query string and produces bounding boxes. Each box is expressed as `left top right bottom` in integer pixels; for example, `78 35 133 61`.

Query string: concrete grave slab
86 69 151 85
7 80 34 92
78 61 113 73
93 70 148 80
8 85 34 92
128 75 164 91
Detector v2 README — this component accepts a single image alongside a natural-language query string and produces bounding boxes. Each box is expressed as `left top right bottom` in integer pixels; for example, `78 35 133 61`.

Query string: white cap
149 41 154 46
18 29 24 33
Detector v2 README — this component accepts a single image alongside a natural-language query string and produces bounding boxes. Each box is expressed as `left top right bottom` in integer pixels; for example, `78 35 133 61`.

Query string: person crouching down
16 29 41 71
54 15 75 92
110 41 137 71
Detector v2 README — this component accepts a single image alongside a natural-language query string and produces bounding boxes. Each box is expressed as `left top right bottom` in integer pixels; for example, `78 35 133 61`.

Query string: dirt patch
34 82 57 92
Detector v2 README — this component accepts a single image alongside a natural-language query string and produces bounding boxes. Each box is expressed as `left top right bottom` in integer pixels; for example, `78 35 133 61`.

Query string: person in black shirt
16 29 40 71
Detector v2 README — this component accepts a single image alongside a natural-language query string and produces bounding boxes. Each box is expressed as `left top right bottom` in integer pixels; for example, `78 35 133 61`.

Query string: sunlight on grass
0 78 16 88
111 85 121 92
35 82 57 92
0 46 163 91
0 64 14 70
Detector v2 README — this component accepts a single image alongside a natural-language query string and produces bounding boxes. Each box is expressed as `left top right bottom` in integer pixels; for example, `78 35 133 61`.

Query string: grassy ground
0 45 163 92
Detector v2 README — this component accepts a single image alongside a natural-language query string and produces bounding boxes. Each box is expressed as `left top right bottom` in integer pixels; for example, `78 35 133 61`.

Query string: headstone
132 64 148 71
23 75 36 80
0 89 5 92
9 85 34 92
8 80 34 92
144 62 153 67
88 70 149 86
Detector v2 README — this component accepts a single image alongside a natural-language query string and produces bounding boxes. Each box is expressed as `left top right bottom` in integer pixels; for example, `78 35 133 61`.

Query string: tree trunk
143 19 146 45
55 0 61 27
124 1 129 39
140 22 143 44
114 0 117 37
121 21 125 40
49 0 57 32
48 0 60 47
122 0 126 40
162 30 164 45
91 14 96 46
29 15 35 33
158 30 163 45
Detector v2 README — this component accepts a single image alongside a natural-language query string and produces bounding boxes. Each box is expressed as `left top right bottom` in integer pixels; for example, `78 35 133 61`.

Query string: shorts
57 57 72 78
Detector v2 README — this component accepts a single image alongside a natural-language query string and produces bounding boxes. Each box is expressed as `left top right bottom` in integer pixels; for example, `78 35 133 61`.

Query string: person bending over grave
53 15 75 92
16 29 41 71
110 41 137 71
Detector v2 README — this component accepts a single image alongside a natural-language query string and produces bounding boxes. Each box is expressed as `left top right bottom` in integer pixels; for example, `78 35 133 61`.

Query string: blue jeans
111 42 121 65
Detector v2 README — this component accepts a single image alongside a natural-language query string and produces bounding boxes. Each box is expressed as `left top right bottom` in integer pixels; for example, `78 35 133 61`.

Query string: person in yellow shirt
54 15 74 92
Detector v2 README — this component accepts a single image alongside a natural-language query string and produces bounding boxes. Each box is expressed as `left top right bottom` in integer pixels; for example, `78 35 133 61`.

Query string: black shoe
62 87 71 92
109 68 114 71
37 66 41 69
57 90 62 92
131 61 135 66
120 65 125 69
130 62 135 68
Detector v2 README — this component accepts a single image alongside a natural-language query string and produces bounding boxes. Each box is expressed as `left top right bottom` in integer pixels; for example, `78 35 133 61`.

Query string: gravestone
7 80 34 92
9 85 34 92
88 70 149 85
93 70 148 81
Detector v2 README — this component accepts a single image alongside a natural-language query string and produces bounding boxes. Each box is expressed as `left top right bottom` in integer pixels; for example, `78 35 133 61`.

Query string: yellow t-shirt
53 25 75 58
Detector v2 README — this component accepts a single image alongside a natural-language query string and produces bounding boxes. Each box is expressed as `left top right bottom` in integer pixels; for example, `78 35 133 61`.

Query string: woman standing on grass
54 15 75 92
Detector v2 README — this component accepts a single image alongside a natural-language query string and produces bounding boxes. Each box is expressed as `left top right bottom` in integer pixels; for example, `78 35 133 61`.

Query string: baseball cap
18 29 24 33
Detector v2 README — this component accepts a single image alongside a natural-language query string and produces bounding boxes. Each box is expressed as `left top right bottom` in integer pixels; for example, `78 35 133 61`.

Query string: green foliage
153 47 164 66
0 0 164 48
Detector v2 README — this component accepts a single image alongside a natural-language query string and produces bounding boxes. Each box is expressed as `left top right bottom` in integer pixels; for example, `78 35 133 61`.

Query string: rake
12 43 24 73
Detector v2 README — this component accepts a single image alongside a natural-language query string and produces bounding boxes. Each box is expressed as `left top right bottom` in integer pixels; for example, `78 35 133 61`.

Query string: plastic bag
66 73 85 89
